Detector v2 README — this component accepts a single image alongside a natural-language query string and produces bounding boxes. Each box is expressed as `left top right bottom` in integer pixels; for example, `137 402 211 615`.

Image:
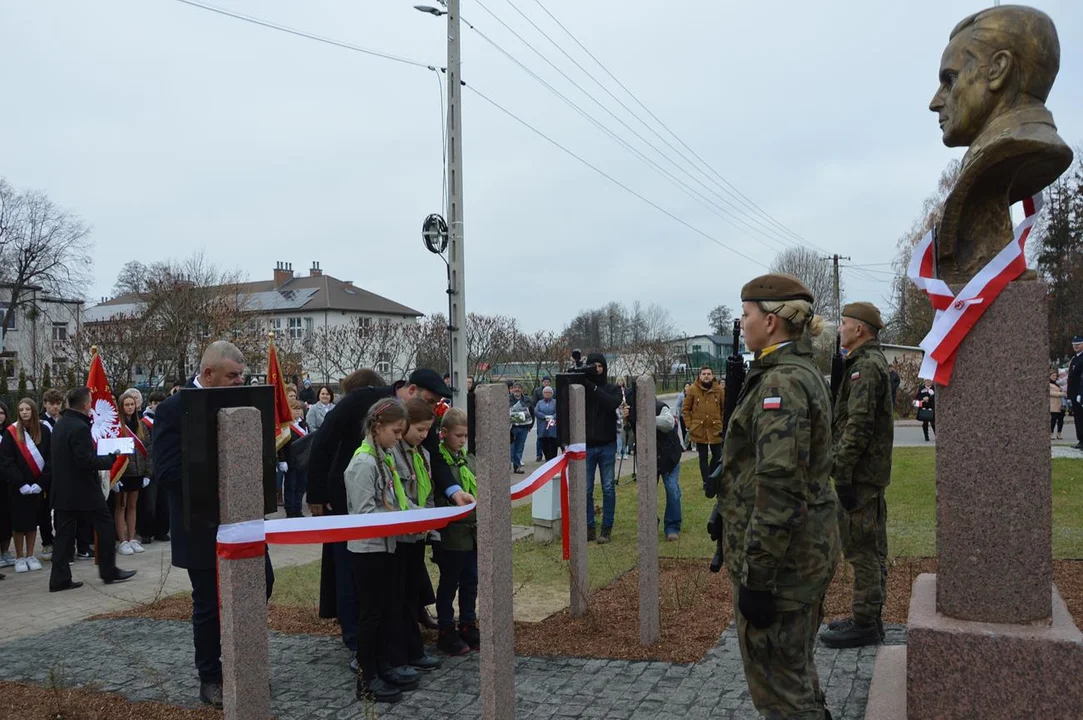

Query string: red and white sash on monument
7 424 45 479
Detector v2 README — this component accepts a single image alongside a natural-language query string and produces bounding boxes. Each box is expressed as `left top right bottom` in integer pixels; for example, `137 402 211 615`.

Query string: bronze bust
930 5 1073 285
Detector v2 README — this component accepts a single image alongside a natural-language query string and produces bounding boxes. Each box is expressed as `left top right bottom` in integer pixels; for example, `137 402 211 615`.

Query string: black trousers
352 550 401 679
50 506 118 589
396 543 426 664
1052 411 1066 434
37 493 54 547
1074 404 1083 444
136 480 171 540
697 442 722 486
188 552 274 682
922 420 936 441
540 437 559 461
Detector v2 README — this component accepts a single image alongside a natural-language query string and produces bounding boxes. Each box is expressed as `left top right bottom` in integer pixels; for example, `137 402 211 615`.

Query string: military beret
740 273 814 303
842 302 884 330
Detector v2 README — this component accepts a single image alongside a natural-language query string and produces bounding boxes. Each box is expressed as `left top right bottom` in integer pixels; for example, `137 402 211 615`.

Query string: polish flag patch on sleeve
762 396 782 410
851 371 861 380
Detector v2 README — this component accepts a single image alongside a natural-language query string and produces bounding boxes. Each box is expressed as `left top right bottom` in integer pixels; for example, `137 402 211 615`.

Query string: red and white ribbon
909 193 1043 385
216 444 589 558
559 443 587 561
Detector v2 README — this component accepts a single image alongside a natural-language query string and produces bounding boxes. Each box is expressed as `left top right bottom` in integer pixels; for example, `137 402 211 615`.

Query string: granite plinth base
906 574 1083 719
532 518 559 543
864 646 905 720
936 280 1051 622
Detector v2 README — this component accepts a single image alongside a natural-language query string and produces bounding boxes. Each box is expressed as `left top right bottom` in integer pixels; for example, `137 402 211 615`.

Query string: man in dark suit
307 367 471 669
153 340 274 709
49 386 137 592
1068 336 1083 449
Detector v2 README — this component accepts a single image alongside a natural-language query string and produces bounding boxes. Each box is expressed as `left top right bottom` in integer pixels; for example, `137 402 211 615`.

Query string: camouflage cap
740 273 814 303
842 301 884 330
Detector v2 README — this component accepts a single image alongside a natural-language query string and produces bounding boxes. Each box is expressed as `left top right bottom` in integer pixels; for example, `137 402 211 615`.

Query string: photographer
569 353 623 543
624 388 683 541
568 348 587 372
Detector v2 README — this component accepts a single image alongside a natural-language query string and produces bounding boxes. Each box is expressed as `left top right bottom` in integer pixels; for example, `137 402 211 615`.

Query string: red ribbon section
217 541 266 560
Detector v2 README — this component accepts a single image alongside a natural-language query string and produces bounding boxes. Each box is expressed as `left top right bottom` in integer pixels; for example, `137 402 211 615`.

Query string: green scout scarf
439 441 476 496
410 446 431 508
357 440 409 511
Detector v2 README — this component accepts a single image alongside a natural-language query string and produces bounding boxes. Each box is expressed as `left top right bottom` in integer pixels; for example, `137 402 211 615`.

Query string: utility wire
170 0 436 68
464 84 768 268
529 0 828 254
465 4 799 255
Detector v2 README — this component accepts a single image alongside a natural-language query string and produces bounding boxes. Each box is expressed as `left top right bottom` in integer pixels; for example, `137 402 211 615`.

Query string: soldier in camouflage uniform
819 302 894 649
718 273 841 720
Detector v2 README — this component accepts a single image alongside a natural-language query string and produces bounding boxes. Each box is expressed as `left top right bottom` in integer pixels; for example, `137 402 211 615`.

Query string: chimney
273 261 294 288
309 261 323 278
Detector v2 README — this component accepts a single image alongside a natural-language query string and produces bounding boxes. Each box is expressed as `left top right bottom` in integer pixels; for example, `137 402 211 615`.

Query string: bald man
152 341 275 709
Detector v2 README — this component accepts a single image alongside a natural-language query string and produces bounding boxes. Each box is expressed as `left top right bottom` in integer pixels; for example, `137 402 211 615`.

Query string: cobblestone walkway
0 618 905 719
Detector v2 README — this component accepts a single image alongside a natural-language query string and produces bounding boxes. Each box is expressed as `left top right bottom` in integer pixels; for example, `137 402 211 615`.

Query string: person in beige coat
682 365 725 487
1050 370 1067 440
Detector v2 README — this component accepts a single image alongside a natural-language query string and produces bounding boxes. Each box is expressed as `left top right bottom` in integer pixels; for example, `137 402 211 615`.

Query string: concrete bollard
475 384 516 719
216 407 271 720
635 376 660 645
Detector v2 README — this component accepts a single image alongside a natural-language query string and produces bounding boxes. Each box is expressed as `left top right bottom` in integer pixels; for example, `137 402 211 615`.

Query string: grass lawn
270 447 1083 608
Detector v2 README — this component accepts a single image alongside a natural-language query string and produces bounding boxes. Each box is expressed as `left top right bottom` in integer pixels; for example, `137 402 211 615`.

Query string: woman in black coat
2 398 51 573
0 402 10 575
916 379 936 442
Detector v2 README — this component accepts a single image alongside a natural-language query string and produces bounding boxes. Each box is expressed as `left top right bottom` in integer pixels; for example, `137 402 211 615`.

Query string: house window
357 317 373 338
304 317 314 335
691 344 702 354
288 317 303 339
52 322 69 342
52 357 67 376
0 352 16 379
0 305 16 331
376 352 391 375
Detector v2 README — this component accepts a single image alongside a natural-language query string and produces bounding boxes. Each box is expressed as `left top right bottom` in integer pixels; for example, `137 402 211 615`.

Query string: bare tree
466 313 518 377
0 179 93 352
707 304 734 335
769 247 838 321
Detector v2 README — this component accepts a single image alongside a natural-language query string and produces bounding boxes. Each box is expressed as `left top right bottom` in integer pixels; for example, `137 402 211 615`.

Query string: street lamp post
416 1 467 409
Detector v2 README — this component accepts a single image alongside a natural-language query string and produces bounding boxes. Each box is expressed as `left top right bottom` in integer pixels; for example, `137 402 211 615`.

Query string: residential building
0 285 83 389
667 334 745 372
84 262 423 386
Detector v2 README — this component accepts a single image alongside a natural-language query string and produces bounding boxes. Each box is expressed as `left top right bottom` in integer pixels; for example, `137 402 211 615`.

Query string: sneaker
597 528 612 545
0 556 10 569
587 527 596 542
349 656 359 673
535 456 543 462
437 626 470 656
40 545 52 560
665 532 680 542
408 654 442 672
14 558 28 573
459 622 480 651
76 550 92 561
379 666 419 691
357 675 402 704
118 541 135 556
139 536 154 545
26 556 42 571
130 539 145 553
819 618 882 648
199 680 223 709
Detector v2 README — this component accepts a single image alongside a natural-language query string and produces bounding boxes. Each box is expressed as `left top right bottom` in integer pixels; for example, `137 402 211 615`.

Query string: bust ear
987 49 1013 91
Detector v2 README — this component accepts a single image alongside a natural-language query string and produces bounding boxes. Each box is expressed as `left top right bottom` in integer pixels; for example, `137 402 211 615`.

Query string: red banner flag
267 335 293 450
85 348 128 486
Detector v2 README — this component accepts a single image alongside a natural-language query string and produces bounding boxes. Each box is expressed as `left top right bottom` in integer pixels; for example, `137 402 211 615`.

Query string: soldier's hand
835 483 857 512
738 585 776 629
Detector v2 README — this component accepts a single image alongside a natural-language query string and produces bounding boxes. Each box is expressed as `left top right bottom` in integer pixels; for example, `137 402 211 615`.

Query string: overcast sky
2 0 1081 337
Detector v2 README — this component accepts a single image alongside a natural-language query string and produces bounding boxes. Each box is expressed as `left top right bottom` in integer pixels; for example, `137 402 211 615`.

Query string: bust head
929 5 1059 147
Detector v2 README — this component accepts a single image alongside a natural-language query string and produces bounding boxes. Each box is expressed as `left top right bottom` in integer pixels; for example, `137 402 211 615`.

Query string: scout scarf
439 441 476 496
357 440 409 511
409 446 432 508
7 423 44 478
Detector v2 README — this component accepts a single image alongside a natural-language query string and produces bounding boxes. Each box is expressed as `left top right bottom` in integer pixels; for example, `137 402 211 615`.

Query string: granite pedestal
634 376 659 646
567 384 589 618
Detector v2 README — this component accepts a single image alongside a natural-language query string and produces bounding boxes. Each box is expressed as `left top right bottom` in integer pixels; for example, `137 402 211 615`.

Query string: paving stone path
0 618 904 718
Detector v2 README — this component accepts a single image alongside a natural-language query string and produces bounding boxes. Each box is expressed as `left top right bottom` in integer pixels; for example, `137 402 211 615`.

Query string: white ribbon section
217 518 267 545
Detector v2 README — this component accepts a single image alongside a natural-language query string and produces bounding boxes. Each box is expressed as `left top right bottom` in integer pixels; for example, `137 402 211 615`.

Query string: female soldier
717 273 840 720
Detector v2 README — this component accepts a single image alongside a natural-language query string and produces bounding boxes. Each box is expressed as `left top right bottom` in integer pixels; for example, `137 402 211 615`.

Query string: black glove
738 585 776 629
835 483 857 511
706 506 723 541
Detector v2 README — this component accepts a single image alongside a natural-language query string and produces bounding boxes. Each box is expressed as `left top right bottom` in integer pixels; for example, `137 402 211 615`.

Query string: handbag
916 407 934 422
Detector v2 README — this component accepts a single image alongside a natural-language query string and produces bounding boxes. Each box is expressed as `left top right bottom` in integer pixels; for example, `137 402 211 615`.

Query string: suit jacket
0 423 53 492
50 410 115 512
153 382 217 570
1068 353 1083 402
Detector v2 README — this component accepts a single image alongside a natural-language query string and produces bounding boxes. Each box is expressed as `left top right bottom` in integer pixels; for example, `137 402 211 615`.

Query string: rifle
706 318 746 573
830 332 845 407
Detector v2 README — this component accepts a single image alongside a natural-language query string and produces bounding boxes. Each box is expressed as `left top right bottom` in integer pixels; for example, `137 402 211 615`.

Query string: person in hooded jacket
573 353 623 544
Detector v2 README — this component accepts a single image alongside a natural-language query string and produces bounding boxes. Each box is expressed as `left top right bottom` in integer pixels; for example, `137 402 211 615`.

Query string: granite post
567 384 589 617
474 384 516 720
634 375 659 645
216 407 271 720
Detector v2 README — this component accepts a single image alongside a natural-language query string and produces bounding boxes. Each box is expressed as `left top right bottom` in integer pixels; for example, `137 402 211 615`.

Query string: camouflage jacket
717 340 840 603
832 340 894 489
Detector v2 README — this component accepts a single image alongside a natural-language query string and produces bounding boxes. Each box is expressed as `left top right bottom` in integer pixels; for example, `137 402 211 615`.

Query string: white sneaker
14 558 28 573
26 556 42 571
130 539 145 553
0 551 15 567
41 545 52 560
118 541 134 556
0 556 10 568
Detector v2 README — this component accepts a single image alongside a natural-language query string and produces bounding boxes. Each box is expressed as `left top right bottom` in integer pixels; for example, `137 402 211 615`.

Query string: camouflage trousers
732 579 829 719
839 485 888 625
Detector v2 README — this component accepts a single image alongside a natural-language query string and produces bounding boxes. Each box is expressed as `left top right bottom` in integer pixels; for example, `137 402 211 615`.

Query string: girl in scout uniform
719 273 841 720
433 407 479 656
344 398 413 705
389 398 442 673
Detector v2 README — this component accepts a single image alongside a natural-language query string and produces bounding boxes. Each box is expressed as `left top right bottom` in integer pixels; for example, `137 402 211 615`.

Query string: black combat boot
438 626 470 656
460 621 481 651
819 617 883 648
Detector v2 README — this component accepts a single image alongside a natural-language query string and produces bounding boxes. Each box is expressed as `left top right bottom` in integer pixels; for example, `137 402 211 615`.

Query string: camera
568 348 586 371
